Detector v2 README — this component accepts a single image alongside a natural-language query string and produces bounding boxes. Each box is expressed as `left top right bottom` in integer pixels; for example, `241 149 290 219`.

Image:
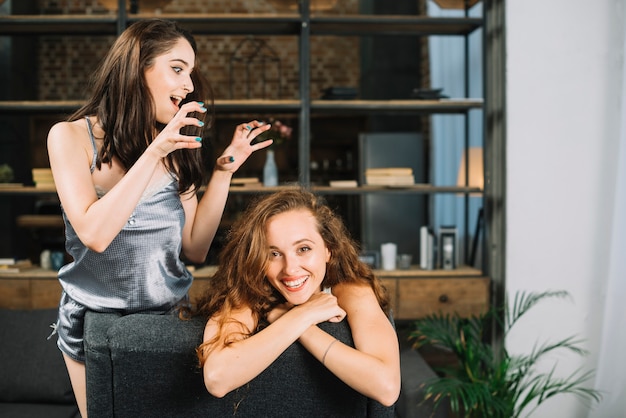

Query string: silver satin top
57 117 193 312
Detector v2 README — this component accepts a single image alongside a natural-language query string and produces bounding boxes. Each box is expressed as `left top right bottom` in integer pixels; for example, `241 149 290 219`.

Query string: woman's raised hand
215 120 273 172
149 101 208 158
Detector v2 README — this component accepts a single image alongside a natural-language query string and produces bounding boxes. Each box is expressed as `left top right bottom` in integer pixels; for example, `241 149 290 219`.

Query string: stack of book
0 258 33 273
231 177 262 188
329 180 358 188
32 168 55 189
364 167 414 186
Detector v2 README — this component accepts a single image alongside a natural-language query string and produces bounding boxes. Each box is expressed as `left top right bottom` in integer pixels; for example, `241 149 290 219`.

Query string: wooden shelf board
0 14 481 36
376 266 483 278
214 99 301 113
16 214 63 228
131 13 302 35
0 15 118 35
0 100 84 114
0 186 58 195
0 265 482 280
0 99 482 114
311 99 483 114
311 15 482 36
314 185 482 194
193 265 484 279
0 184 482 196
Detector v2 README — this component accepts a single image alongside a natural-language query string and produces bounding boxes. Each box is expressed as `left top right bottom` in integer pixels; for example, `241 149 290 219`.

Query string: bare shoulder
204 306 256 339
333 282 378 312
47 119 95 163
333 281 374 297
48 119 87 145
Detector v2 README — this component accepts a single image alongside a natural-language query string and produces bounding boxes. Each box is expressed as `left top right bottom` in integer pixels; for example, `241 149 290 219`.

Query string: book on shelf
364 167 415 186
365 175 415 186
329 180 358 188
364 167 413 177
231 177 262 188
0 259 34 273
32 168 55 189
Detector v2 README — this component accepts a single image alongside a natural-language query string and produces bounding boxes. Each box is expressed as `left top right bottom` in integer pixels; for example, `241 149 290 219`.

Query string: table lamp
457 146 484 266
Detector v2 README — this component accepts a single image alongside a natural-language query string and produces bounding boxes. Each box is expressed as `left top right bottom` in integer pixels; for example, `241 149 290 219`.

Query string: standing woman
47 19 271 417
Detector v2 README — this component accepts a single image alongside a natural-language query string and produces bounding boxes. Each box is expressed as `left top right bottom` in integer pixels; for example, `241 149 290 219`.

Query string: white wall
506 0 624 417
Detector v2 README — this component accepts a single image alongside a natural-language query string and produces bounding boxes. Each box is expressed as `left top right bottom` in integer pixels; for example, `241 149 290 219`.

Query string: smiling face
265 209 331 305
144 37 196 124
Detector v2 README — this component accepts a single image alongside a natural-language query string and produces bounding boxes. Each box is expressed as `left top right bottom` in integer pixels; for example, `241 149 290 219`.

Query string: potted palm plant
409 290 602 417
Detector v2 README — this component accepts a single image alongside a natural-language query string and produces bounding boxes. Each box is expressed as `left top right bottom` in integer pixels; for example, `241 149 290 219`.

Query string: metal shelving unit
0 0 491 273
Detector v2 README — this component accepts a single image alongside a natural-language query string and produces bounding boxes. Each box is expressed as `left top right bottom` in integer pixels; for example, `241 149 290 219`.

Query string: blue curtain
427 1 483 266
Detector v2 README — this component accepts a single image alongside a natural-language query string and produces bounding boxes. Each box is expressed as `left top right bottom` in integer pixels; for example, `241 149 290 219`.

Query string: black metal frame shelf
0 184 482 196
310 15 482 36
0 1 495 275
0 13 481 37
0 99 482 114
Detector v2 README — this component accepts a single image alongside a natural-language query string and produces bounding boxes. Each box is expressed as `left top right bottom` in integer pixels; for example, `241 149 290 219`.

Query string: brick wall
36 0 360 101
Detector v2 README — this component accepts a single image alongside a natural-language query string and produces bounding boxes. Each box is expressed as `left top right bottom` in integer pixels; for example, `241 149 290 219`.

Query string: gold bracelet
322 339 339 366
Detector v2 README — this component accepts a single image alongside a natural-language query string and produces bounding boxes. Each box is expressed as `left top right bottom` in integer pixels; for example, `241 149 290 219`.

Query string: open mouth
170 95 183 107
282 276 308 291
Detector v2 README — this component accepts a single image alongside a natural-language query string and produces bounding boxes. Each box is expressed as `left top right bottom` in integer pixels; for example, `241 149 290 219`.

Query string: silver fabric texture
58 176 193 313
55 117 193 360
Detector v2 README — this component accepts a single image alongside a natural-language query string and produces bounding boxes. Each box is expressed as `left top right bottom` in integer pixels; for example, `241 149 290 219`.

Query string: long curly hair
194 188 390 365
69 18 213 194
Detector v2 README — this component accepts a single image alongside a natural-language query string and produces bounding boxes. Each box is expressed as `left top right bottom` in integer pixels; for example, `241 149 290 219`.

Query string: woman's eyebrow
268 239 314 249
170 58 191 68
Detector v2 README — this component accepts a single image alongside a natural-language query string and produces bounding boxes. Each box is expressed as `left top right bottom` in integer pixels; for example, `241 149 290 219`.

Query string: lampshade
456 147 483 190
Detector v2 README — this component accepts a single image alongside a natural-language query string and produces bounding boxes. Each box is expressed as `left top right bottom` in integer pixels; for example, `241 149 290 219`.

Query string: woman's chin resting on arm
193 189 401 407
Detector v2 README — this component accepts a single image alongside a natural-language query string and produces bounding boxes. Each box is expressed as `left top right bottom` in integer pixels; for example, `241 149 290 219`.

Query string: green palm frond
410 290 602 417
422 376 510 418
506 290 569 331
410 312 462 350
515 367 602 416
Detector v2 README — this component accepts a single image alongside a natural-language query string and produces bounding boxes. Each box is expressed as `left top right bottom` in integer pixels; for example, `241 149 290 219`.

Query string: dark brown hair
70 18 213 194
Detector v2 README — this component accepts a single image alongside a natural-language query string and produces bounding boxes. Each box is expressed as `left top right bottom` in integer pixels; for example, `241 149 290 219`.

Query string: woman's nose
184 77 194 94
282 254 299 275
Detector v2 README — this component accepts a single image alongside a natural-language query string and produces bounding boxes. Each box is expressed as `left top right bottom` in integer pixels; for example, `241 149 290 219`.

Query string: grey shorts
55 291 89 363
53 291 191 363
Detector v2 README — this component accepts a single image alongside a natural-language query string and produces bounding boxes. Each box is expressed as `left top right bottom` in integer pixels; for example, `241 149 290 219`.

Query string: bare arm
181 121 272 263
298 283 401 406
48 102 206 253
202 292 345 398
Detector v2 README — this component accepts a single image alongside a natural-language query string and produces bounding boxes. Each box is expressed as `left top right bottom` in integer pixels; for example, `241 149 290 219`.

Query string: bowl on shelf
98 0 171 13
